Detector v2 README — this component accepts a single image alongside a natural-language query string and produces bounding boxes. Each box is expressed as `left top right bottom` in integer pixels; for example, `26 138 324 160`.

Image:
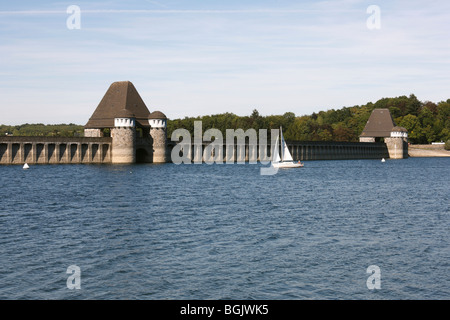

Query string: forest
0 123 84 137
1 94 449 148
167 94 450 145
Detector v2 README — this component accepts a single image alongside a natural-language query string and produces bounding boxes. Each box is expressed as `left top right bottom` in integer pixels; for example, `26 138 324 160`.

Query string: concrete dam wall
0 136 389 165
166 140 390 163
0 137 112 165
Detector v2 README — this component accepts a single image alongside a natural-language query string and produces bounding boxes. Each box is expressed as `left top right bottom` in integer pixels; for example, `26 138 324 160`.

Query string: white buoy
381 158 385 163
23 163 29 169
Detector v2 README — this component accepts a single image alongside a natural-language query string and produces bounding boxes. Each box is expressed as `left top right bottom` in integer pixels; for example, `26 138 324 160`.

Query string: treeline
2 94 449 146
167 94 450 145
0 123 84 137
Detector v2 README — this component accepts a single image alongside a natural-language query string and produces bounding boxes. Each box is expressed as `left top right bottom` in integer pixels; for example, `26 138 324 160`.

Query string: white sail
280 127 293 162
283 143 293 161
271 127 304 169
272 135 280 163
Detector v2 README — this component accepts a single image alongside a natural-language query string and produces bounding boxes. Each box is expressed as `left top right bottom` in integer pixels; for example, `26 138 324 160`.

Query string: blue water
0 158 448 300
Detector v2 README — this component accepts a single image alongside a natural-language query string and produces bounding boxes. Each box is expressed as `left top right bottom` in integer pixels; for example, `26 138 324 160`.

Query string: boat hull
272 162 304 168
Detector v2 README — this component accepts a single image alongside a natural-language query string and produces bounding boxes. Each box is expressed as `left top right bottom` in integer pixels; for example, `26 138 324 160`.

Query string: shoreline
408 144 450 157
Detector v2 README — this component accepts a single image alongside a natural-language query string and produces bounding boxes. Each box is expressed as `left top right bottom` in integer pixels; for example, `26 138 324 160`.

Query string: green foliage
0 123 84 137
445 140 450 150
3 94 449 144
167 94 450 143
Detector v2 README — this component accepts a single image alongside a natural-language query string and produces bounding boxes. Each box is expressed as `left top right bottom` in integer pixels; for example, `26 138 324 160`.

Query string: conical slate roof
85 81 151 128
116 109 136 118
392 126 407 132
360 108 396 138
148 110 167 119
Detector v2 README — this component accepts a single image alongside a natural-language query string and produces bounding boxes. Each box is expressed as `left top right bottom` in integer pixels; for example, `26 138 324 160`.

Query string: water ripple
0 158 449 299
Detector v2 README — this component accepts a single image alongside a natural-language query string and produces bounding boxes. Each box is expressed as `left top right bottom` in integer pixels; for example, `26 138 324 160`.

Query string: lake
0 157 448 299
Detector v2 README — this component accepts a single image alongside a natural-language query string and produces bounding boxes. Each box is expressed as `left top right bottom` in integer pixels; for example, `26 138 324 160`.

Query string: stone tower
111 109 136 163
84 81 168 164
359 108 408 159
385 126 408 159
148 111 167 163
359 109 396 143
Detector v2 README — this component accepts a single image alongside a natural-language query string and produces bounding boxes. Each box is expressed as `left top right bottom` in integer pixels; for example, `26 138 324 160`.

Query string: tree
405 94 422 115
422 125 437 144
163 94 448 143
318 128 333 141
419 106 435 128
399 114 423 143
333 126 355 142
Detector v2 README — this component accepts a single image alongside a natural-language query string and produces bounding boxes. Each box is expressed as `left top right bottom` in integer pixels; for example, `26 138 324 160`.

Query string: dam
166 140 389 163
0 81 406 166
0 138 388 165
0 137 112 165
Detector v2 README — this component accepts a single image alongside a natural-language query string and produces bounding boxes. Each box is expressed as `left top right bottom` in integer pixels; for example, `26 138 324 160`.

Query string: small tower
111 109 136 163
390 126 408 139
148 111 167 163
385 126 408 159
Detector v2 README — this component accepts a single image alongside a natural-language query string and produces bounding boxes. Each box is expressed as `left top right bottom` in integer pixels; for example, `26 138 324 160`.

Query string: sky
1 0 449 125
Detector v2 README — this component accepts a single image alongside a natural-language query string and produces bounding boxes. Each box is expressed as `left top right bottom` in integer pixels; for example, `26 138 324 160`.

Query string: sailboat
272 127 304 168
